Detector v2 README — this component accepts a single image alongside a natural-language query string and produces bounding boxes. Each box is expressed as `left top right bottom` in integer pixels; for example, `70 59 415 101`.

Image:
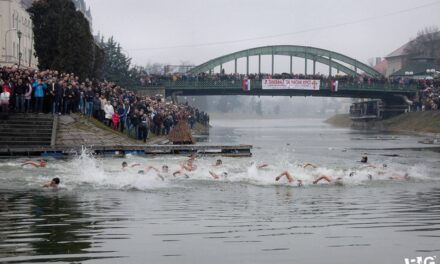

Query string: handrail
133 80 420 93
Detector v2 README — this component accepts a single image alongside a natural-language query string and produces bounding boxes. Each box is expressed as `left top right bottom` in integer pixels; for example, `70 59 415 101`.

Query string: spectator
85 87 94 118
104 101 114 127
0 85 10 116
14 78 26 113
24 79 32 113
93 94 102 120
32 78 47 113
139 113 149 142
112 111 120 130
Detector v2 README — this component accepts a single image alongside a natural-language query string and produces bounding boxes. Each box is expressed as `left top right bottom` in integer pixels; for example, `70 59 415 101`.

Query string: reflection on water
0 118 439 263
0 191 126 263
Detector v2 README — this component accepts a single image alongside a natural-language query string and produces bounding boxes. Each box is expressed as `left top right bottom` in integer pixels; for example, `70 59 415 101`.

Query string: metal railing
133 79 420 93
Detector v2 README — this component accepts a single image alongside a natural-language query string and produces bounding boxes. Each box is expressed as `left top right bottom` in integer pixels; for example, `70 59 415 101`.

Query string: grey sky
87 0 440 71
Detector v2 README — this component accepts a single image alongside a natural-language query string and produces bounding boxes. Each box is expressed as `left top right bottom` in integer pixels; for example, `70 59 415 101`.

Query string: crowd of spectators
0 65 210 142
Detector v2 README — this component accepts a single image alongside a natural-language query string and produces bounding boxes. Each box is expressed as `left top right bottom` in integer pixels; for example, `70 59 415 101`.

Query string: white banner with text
262 79 321 90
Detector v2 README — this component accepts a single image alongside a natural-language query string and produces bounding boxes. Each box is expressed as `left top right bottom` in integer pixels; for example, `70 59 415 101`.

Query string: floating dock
0 144 253 158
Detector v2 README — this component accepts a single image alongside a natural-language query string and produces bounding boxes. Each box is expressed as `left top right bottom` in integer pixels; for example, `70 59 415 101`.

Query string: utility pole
17 30 22 68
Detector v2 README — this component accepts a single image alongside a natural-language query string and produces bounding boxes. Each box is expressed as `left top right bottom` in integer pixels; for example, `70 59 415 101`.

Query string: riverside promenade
0 114 252 158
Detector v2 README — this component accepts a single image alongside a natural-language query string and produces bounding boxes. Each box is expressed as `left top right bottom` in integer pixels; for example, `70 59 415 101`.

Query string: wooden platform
0 144 253 158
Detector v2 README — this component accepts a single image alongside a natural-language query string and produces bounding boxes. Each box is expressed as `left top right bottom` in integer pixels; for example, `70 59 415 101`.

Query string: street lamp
17 30 22 68
3 28 17 62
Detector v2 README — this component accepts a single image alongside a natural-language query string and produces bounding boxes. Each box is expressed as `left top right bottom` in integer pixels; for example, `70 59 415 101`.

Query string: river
0 118 439 263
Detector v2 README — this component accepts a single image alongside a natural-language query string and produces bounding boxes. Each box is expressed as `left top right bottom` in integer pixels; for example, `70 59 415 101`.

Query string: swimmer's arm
303 163 317 169
257 163 269 169
313 175 332 184
130 163 141 168
145 166 160 173
173 170 182 177
157 175 165 181
209 171 219 179
22 161 38 167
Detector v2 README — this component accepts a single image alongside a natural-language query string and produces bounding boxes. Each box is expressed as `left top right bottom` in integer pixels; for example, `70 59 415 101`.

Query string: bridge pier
246 56 249 76
313 59 316 75
290 56 293 74
304 53 308 76
271 53 274 75
258 55 261 75
235 58 237 74
329 55 333 76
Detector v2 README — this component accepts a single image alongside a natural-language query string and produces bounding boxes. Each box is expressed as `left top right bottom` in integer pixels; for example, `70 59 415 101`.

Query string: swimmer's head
361 156 368 163
138 170 145 175
40 159 47 166
404 173 410 179
162 165 169 173
52 178 60 185
297 180 303 187
383 164 388 168
222 172 228 178
367 174 373 180
216 159 222 166
349 172 355 177
122 162 128 168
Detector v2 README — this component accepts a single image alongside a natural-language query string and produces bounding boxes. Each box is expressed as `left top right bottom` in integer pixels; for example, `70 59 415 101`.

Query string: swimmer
180 159 198 172
122 161 141 170
349 171 374 180
22 159 47 168
43 177 60 188
359 156 381 169
275 171 303 187
313 174 343 186
360 156 368 163
389 173 410 180
212 159 223 167
145 165 170 181
209 171 228 180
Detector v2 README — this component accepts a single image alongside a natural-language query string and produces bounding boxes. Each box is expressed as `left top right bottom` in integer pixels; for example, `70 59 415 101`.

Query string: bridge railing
162 80 419 92
132 80 420 93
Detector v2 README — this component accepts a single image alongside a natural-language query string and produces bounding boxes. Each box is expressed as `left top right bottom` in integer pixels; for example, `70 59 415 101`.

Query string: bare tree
405 26 440 63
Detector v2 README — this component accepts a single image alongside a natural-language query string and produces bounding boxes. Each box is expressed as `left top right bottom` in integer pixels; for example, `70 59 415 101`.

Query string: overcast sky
87 0 440 71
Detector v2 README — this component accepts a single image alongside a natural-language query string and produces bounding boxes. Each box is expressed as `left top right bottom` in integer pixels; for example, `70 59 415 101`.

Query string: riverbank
325 111 440 134
56 114 210 148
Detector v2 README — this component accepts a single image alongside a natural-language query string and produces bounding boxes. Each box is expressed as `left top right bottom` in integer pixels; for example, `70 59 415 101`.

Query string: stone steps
0 114 54 147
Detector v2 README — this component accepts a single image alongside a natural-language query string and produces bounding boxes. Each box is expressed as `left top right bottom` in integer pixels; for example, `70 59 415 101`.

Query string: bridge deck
134 80 418 98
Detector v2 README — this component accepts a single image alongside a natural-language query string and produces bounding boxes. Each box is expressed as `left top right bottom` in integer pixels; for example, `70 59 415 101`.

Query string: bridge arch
189 45 382 78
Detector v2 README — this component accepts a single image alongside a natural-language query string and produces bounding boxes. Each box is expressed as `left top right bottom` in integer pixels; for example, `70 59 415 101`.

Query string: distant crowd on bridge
138 72 440 111
0 65 209 142
139 71 438 88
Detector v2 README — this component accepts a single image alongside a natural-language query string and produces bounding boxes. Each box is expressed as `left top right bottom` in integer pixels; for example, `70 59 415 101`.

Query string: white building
72 0 92 32
0 0 38 69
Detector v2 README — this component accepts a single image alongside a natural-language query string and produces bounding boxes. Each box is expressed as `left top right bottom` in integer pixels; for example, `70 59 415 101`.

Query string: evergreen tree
28 0 101 79
100 37 136 87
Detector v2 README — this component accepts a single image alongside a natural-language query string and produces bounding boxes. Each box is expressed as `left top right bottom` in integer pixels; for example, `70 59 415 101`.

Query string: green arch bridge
136 45 419 102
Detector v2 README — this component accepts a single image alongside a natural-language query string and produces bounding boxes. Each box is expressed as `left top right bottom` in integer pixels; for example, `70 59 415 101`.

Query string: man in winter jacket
33 79 47 113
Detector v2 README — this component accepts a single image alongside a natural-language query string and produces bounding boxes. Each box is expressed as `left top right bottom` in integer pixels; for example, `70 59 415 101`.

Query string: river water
0 118 439 263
